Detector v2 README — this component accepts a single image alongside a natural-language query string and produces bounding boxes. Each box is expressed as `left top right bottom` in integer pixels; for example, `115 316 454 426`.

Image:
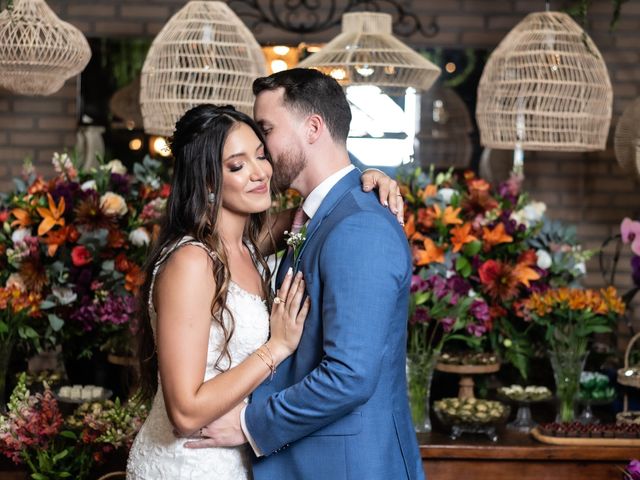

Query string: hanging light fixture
0 0 91 96
140 1 266 137
476 10 612 153
297 12 440 93
414 83 473 169
614 97 640 178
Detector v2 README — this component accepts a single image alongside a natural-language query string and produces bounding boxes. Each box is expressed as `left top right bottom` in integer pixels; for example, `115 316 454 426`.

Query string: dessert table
419 430 637 480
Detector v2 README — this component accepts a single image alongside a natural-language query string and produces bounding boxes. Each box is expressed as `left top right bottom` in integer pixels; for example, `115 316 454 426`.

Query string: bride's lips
249 184 268 194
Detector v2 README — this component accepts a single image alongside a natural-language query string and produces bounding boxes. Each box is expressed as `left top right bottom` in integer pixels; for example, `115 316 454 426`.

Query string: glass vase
406 351 438 432
548 348 587 423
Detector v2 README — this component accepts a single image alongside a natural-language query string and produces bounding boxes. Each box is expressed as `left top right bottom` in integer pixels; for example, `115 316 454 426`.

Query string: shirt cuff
240 405 263 457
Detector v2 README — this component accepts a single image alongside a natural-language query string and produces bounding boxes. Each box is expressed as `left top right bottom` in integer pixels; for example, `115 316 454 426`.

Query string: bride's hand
266 269 310 363
361 168 404 225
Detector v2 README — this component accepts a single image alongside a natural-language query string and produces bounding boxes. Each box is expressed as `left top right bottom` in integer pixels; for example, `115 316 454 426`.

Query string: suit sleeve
244 210 409 455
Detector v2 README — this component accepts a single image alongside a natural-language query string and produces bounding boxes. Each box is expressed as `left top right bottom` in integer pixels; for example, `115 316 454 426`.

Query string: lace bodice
127 237 269 479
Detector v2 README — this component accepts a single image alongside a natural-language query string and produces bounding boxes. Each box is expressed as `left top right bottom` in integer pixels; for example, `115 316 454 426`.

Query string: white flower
438 188 456 204
575 262 586 275
81 180 97 191
129 227 151 247
100 192 128 217
11 228 31 245
104 159 127 175
536 249 552 270
468 289 477 297
6 273 26 291
522 201 546 224
52 286 77 305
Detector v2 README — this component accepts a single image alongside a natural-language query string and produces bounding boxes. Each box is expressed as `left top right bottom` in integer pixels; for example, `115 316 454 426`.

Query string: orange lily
414 238 445 265
41 226 70 256
10 208 32 228
36 193 65 236
432 204 463 226
404 213 416 238
419 184 438 201
512 262 540 287
482 223 513 249
450 223 478 252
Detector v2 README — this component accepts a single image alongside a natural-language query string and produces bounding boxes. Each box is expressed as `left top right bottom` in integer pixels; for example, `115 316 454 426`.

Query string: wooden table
419 430 637 480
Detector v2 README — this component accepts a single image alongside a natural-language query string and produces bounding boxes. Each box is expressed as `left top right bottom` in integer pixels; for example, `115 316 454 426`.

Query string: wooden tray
436 362 500 374
531 426 640 446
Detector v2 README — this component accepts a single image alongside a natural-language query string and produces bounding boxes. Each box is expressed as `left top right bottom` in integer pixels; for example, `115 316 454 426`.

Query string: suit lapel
293 169 361 270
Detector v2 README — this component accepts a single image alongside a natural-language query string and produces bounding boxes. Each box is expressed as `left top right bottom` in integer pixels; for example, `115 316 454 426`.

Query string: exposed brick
0 100 9 112
13 100 64 114
613 82 638 97
439 15 485 29
463 0 513 13
461 31 508 47
67 4 116 16
488 16 521 30
615 35 640 48
0 147 35 163
94 21 145 35
590 178 638 192
0 117 34 130
37 116 78 130
120 5 170 19
10 132 62 147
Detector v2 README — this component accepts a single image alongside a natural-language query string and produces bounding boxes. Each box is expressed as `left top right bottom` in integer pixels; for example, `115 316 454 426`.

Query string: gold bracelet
255 349 275 380
261 343 275 365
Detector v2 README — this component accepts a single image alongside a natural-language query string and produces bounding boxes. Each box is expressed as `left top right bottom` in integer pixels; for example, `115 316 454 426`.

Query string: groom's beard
273 147 307 191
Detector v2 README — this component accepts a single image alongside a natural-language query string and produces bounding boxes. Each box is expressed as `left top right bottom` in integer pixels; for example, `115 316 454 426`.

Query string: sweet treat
58 384 106 401
498 384 552 402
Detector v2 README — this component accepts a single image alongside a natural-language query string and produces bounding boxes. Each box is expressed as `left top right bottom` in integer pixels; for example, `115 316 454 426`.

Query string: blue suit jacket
245 169 424 480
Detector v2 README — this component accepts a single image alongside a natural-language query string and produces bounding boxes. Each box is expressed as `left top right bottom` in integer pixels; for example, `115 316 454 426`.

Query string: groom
192 68 424 480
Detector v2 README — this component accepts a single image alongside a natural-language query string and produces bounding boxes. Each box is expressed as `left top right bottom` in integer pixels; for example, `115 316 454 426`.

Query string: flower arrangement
398 166 591 379
0 373 147 478
0 153 169 360
522 286 624 422
522 286 625 354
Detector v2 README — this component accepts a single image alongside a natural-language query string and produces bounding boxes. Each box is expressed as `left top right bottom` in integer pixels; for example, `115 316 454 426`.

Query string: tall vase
406 351 438 432
548 348 587 423
0 339 13 413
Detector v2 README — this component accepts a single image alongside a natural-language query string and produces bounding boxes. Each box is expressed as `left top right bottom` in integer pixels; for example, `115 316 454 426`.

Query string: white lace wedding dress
127 237 269 479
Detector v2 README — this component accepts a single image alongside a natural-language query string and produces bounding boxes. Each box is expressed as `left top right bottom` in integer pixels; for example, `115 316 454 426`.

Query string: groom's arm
244 210 410 455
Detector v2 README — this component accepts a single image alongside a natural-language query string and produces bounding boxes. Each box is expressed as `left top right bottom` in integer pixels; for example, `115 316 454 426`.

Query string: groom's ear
305 114 324 144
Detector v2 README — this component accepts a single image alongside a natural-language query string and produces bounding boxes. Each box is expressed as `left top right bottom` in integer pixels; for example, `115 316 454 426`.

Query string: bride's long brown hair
137 104 274 403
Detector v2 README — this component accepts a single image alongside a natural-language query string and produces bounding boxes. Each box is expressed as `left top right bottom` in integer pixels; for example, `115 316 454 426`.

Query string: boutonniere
285 224 307 262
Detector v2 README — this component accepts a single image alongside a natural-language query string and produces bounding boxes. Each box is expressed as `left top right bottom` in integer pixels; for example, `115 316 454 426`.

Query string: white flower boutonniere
284 225 307 263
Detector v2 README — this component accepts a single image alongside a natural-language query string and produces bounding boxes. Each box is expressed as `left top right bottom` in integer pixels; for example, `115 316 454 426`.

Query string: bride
126 104 403 479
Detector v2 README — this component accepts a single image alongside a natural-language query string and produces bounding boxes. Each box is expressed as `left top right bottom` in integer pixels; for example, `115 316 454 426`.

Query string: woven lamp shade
415 84 473 169
0 0 91 96
476 11 612 152
297 12 440 93
109 76 143 129
614 97 640 177
140 1 266 137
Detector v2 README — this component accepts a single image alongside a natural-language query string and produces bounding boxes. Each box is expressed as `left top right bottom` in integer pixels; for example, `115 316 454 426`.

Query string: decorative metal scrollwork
228 0 438 37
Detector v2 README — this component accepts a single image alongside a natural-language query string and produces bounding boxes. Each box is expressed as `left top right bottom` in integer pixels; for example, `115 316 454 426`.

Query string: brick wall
1 0 639 334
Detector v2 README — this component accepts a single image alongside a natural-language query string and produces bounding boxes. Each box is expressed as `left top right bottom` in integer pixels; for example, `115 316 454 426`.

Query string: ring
273 296 285 304
396 193 403 196
200 428 204 437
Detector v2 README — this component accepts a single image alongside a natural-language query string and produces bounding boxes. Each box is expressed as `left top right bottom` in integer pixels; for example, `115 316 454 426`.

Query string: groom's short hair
253 68 352 146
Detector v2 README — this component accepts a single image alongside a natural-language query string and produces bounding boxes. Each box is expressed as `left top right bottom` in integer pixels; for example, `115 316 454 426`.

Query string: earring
208 192 216 204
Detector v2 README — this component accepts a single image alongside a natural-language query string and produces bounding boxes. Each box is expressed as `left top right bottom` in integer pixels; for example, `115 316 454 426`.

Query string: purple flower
632 256 640 288
470 300 491 322
411 307 431 325
70 301 99 332
110 173 131 195
430 276 448 299
440 317 455 332
627 459 640 479
466 323 487 337
410 275 428 293
98 294 136 326
447 276 471 296
50 181 83 221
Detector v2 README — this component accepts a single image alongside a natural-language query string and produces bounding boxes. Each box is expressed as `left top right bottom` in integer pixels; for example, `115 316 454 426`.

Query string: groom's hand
183 402 247 449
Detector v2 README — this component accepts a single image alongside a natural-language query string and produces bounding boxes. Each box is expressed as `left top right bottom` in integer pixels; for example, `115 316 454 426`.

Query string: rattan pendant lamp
0 0 91 96
415 83 473 169
476 9 612 153
614 97 640 177
297 12 440 93
140 1 266 137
